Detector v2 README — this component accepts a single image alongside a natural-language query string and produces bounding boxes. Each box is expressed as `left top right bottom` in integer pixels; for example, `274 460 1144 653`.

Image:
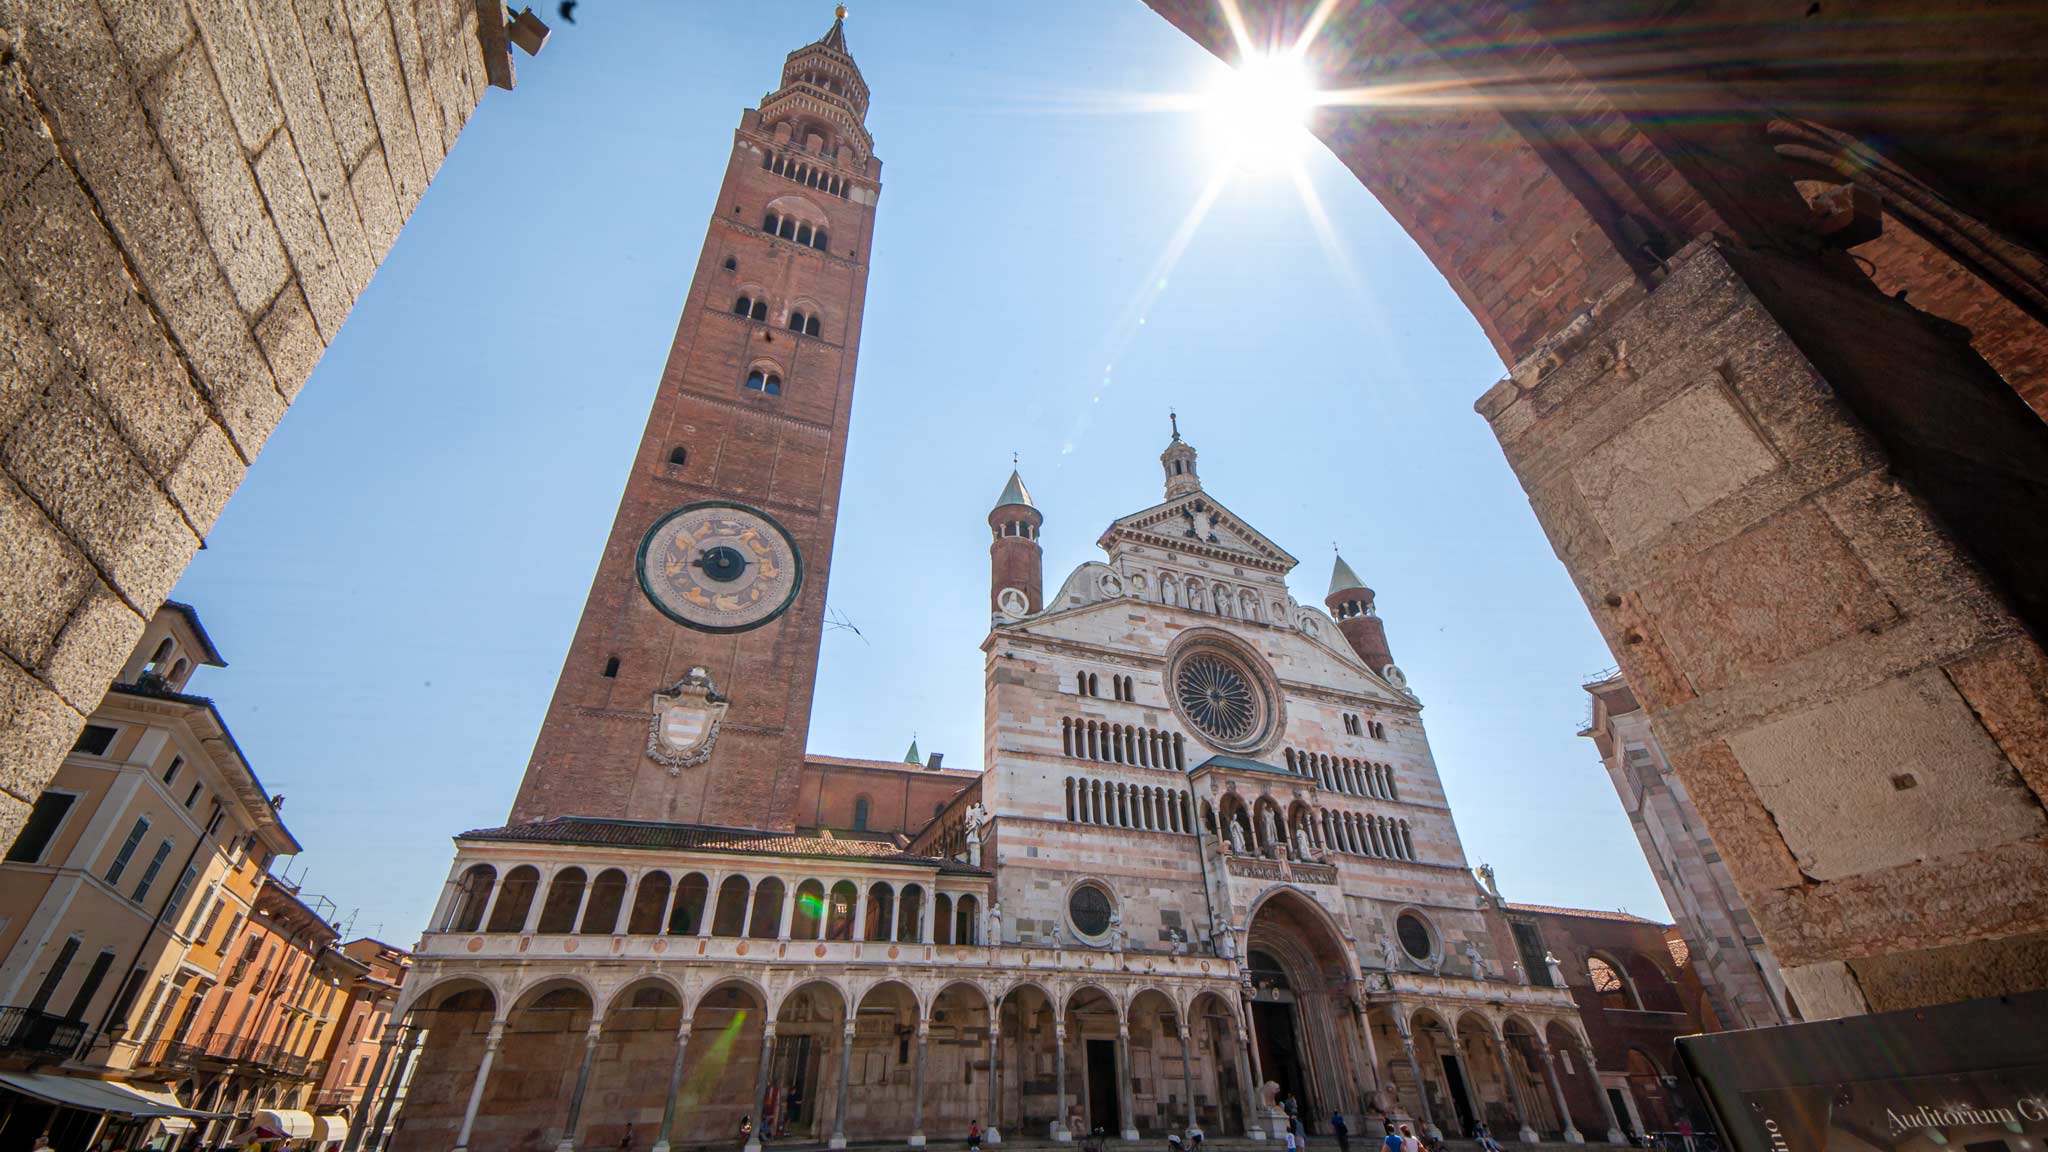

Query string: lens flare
1203 51 1318 172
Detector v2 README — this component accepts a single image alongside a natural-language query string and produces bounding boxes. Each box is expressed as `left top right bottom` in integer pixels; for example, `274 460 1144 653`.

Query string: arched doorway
1066 985 1126 1140
1244 888 1359 1134
384 980 495 1152
769 980 848 1141
578 978 683 1150
676 981 767 1147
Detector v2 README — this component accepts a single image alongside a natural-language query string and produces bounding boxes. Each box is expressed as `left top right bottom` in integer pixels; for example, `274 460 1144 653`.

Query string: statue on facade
1379 935 1404 972
1477 862 1500 898
1259 806 1279 853
1294 826 1314 860
964 802 989 867
1543 951 1567 988
986 902 1003 946
1050 921 1064 951
1464 940 1490 981
1215 928 1237 960
1228 821 1248 855
1109 912 1126 953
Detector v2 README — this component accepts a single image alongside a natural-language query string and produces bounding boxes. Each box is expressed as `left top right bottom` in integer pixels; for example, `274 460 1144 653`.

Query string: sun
1202 51 1319 172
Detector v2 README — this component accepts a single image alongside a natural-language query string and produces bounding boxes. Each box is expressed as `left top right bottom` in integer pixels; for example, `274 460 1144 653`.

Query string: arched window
1588 955 1640 1011
749 878 785 938
812 229 829 250
447 864 495 932
762 212 779 233
579 869 627 933
934 894 953 945
805 316 820 337
1087 672 1098 698
485 866 538 933
668 446 688 466
852 796 870 831
744 369 784 396
788 311 807 332
733 295 752 315
795 223 813 245
627 872 670 935
750 300 767 322
602 656 619 678
778 217 796 240
792 879 825 939
711 876 750 937
826 880 858 940
723 256 737 270
954 894 979 945
535 868 585 934
669 873 708 935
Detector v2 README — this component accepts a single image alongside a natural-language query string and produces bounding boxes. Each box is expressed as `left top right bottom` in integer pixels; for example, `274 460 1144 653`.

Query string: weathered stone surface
165 417 246 534
348 0 427 213
0 473 96 673
186 0 284 150
0 62 53 207
252 131 352 340
1944 638 2048 803
381 0 446 176
254 281 324 400
0 377 200 611
0 264 61 441
1 164 208 476
1847 928 2048 1013
42 580 145 711
95 0 199 84
1571 382 1780 552
0 652 85 807
144 44 292 317
348 147 402 260
247 0 376 294
293 0 383 167
1727 669 2043 882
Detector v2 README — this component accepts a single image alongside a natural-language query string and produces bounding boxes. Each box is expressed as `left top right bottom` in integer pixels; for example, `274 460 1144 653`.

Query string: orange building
312 939 412 1146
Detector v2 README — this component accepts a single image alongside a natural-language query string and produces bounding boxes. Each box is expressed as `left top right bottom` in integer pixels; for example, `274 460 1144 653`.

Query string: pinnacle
1329 552 1368 598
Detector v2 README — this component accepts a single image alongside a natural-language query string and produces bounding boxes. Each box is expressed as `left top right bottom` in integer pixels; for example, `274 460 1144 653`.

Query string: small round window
1069 883 1114 940
1396 912 1434 961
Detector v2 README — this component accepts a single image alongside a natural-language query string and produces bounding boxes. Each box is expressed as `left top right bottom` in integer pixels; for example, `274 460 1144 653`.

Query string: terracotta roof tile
1504 901 1667 926
458 816 988 874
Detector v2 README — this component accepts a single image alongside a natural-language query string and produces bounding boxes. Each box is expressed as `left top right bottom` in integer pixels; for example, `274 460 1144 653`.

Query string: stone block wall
0 0 505 848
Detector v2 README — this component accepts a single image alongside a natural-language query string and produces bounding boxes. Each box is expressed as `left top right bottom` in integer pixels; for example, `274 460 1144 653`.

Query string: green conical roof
993 469 1033 510
904 738 921 765
1329 553 1368 597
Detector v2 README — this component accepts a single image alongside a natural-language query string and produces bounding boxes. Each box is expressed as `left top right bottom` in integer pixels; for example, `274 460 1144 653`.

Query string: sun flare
1203 51 1318 172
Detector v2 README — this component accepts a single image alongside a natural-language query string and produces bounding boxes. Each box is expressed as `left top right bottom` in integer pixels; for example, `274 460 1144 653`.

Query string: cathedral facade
373 16 1625 1152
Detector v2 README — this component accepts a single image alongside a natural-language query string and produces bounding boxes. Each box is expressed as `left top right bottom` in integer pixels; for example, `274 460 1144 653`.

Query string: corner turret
1326 552 1396 675
989 468 1043 617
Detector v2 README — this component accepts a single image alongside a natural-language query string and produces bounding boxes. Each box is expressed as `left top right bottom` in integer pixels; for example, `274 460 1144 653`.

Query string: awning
312 1114 350 1144
157 1117 196 1135
0 1071 219 1118
254 1109 316 1140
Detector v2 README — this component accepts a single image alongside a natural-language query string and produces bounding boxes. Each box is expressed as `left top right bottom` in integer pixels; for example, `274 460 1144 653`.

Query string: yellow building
0 604 300 1151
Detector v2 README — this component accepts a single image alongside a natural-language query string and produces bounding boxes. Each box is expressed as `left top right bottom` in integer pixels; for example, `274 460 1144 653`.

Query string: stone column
911 1021 929 1147
652 1020 693 1152
745 1025 776 1152
1240 999 1268 1141
1396 1025 1438 1139
1535 1044 1583 1144
1449 1042 1484 1138
853 886 869 942
831 1020 854 1149
1493 1035 1539 1144
777 880 795 941
570 878 595 935
1490 1033 1540 1139
1054 1020 1071 1142
1231 1012 1262 1141
341 1027 399 1152
556 1021 605 1152
474 876 503 934
452 1018 507 1152
1116 1023 1139 1142
889 882 902 942
700 874 720 939
1578 1040 1627 1145
740 882 759 940
986 1021 1004 1144
366 1020 421 1147
1179 1022 1200 1138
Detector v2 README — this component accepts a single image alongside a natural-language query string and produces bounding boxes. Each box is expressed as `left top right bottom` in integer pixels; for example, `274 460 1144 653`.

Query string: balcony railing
0 1006 88 1057
134 1037 205 1071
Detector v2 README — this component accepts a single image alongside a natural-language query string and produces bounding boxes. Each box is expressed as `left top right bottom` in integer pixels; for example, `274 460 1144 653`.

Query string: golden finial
835 4 847 19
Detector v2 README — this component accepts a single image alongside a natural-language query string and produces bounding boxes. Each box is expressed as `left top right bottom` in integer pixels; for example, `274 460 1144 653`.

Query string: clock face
636 502 803 633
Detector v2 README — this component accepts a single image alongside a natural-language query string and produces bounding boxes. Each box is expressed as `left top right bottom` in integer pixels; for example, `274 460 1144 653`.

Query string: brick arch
1142 0 1797 365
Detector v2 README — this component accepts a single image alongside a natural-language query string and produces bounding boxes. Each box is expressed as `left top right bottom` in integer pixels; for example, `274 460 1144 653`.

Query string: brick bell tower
988 469 1043 616
509 10 880 830
1326 552 1396 675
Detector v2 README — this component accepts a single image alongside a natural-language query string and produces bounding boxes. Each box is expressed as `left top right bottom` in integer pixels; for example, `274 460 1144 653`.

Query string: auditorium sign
1679 992 2048 1152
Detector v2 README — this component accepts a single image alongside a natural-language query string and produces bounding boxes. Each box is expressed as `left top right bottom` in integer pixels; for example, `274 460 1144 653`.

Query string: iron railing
0 1006 87 1056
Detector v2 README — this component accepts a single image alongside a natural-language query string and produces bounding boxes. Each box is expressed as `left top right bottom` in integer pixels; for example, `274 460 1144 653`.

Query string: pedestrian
1333 1112 1351 1152
1400 1124 1420 1152
969 1120 983 1151
736 1115 753 1150
1476 1123 1503 1152
1169 1134 1185 1152
1284 1126 1299 1152
31 1136 52 1152
1381 1123 1404 1152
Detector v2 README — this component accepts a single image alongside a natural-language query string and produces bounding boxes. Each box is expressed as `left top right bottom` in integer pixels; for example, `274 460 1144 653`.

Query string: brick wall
0 0 508 849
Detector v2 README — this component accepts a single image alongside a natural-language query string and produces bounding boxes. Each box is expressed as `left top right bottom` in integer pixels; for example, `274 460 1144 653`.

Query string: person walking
1381 1123 1403 1152
1399 1124 1421 1152
1333 1112 1351 1152
969 1120 983 1151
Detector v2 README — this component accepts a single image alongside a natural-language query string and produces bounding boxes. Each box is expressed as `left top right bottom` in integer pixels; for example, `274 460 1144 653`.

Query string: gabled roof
160 601 227 667
993 470 1034 510
1189 754 1291 777
1099 491 1298 571
1328 553 1368 598
1504 901 1668 927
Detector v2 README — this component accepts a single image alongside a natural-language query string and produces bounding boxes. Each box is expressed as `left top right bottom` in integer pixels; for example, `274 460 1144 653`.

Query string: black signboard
1678 991 2048 1152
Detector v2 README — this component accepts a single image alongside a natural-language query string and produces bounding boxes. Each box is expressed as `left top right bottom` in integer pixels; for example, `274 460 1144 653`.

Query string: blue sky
168 1 1662 943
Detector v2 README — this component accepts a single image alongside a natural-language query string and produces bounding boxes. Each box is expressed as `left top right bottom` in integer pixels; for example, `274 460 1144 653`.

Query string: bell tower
1327 552 1396 675
988 469 1043 616
509 11 881 830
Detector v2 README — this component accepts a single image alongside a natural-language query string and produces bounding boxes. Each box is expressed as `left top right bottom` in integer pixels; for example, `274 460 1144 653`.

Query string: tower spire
1161 416 1200 498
